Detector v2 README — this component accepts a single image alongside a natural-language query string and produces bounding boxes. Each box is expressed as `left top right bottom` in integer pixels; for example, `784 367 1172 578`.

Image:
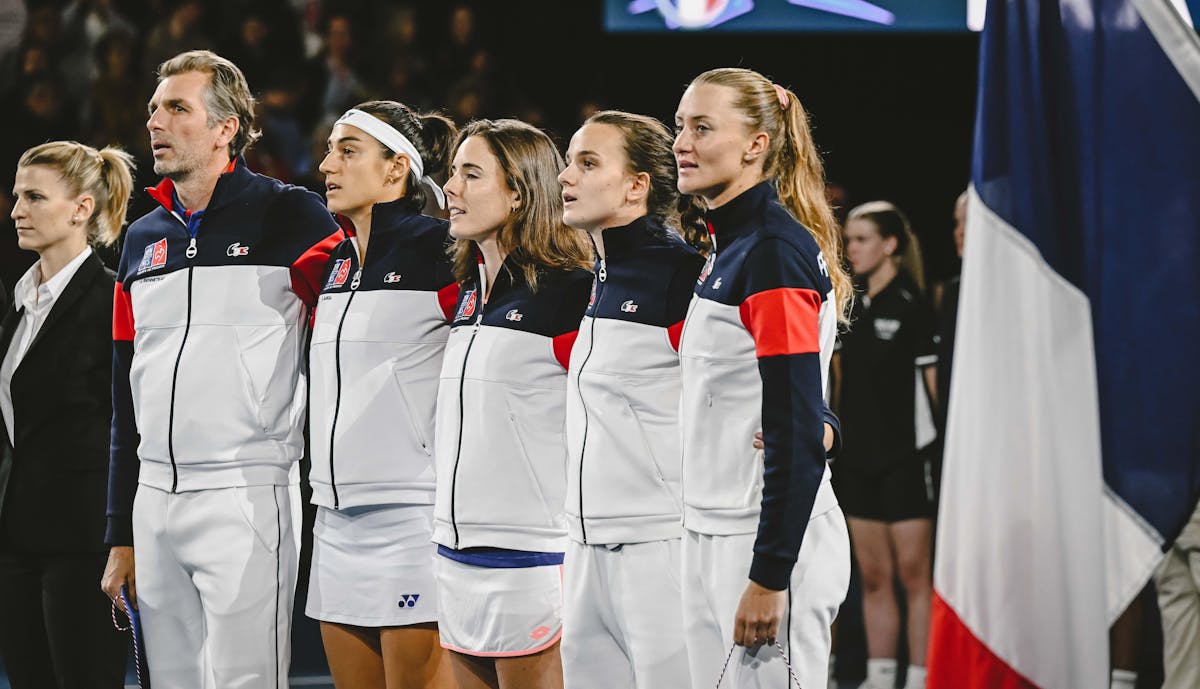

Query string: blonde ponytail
17 141 136 247
688 68 852 321
96 147 136 246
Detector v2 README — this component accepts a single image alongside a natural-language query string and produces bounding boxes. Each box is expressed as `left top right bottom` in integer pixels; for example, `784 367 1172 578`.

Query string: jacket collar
334 199 424 239
145 157 242 215
703 180 778 247
598 215 667 260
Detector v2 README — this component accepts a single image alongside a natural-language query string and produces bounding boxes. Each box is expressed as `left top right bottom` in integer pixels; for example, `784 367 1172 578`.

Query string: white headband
335 108 446 209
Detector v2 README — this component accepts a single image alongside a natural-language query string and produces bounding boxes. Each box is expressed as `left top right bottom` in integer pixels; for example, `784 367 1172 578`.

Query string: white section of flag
935 186 1108 688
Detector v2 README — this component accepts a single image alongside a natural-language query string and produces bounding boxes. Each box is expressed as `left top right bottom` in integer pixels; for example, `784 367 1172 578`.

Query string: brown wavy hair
584 110 709 253
449 119 592 289
684 68 853 321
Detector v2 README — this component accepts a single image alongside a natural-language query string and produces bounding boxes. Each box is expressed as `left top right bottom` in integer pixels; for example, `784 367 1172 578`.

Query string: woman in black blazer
0 141 135 689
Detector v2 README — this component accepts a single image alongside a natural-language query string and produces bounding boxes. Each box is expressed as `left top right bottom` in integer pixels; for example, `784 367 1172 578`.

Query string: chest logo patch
226 242 250 257
137 238 169 275
456 290 478 320
874 318 901 341
326 259 352 289
383 271 402 283
505 309 524 322
620 300 639 313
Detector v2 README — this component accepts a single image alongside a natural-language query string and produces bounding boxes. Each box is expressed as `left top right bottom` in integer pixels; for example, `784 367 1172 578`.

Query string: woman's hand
733 580 787 647
101 546 136 609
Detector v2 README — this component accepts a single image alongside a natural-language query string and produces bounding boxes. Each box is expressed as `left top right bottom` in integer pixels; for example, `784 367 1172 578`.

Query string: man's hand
753 423 835 452
733 580 787 647
101 546 136 609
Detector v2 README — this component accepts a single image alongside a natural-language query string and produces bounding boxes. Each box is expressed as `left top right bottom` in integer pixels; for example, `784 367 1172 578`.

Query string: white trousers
681 506 850 689
133 483 298 689
1156 500 1200 689
562 539 691 689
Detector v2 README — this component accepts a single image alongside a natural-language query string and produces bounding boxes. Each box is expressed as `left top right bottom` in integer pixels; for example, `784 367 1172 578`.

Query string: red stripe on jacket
112 282 135 341
291 230 346 308
738 287 821 358
439 283 461 323
553 330 579 370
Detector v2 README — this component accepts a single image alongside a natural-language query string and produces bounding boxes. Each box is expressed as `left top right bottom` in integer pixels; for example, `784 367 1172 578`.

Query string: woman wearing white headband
306 100 459 689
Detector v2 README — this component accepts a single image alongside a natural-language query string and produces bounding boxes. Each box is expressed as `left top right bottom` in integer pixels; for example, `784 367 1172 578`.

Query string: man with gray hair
100 50 342 687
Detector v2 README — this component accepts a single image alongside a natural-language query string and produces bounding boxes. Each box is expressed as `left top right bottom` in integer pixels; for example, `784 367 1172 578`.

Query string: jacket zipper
166 216 198 493
678 223 717 510
575 245 606 544
327 265 362 509
449 265 487 548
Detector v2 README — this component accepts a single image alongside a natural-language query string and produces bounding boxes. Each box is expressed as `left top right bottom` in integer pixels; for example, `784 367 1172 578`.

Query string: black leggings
0 551 128 689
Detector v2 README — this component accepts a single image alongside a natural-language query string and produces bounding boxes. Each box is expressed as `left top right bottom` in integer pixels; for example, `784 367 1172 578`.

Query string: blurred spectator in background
250 71 312 183
87 31 151 166
61 0 135 93
301 13 366 130
434 5 478 87
836 201 938 689
0 0 27 63
141 0 211 85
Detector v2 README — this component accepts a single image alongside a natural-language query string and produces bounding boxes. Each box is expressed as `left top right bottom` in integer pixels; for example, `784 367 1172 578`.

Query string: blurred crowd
0 0 542 204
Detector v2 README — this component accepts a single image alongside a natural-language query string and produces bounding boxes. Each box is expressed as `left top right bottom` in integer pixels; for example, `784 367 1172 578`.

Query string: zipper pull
598 258 607 283
185 237 197 259
350 268 362 291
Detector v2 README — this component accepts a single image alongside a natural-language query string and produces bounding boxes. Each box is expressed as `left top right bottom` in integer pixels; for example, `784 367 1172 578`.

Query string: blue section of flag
972 0 1200 543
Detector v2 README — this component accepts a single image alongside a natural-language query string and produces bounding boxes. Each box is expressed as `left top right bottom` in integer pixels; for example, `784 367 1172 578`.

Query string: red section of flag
738 287 821 358
928 591 1040 689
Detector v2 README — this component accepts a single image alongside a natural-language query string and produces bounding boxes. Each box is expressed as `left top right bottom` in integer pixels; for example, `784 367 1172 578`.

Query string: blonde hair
847 200 925 291
18 141 136 246
158 50 260 158
449 119 592 289
687 68 852 321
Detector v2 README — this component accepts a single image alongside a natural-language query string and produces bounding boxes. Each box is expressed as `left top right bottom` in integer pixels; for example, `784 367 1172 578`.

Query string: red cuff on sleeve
113 282 135 341
290 230 345 308
738 287 821 358
553 330 579 370
438 283 461 323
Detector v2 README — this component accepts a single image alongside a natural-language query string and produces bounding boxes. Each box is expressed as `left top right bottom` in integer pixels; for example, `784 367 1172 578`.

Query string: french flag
928 1 1200 688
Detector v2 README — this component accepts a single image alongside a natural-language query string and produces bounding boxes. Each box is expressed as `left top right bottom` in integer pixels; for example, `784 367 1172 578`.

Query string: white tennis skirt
306 503 439 627
434 554 563 657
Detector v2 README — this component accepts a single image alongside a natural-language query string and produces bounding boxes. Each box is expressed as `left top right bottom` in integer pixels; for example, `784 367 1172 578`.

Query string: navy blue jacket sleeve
737 238 829 590
824 402 842 459
106 281 139 546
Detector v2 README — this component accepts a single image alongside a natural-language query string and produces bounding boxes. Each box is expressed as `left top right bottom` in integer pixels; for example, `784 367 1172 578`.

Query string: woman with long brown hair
431 119 592 689
672 67 853 689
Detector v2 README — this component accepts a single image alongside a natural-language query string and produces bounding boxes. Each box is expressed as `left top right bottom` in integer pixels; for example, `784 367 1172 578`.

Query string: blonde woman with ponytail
1 141 134 689
837 201 939 689
672 67 851 689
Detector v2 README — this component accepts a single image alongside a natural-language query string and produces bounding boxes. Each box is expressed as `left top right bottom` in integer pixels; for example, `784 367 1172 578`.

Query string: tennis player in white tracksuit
673 68 855 689
306 102 459 687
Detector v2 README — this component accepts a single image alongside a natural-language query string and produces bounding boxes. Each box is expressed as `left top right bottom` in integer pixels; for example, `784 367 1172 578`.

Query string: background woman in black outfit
0 141 134 688
836 201 938 689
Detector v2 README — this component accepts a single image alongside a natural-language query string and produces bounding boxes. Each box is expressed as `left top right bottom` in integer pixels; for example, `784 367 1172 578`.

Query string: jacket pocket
504 400 556 525
621 395 683 513
393 370 432 456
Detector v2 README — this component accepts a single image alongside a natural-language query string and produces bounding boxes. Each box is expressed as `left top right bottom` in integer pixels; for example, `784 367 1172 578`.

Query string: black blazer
0 252 114 553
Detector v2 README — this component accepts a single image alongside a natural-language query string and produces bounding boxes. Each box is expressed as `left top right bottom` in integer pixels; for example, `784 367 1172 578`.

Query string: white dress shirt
1 247 93 445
